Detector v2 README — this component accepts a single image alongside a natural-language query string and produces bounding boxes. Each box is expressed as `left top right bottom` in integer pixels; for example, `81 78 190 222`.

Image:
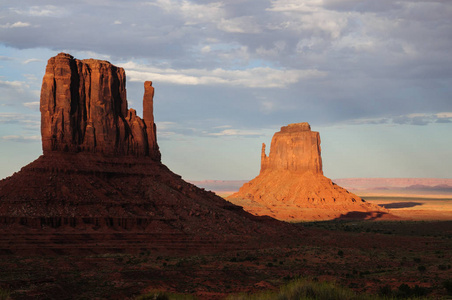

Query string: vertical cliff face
40 53 160 160
260 122 322 175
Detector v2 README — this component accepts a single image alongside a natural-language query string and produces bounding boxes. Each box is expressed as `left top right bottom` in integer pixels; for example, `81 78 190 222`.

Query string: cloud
0 21 31 28
208 128 264 137
0 0 451 131
218 17 261 34
0 80 24 89
23 101 40 110
347 112 452 126
22 58 42 64
0 113 40 128
0 56 14 61
121 62 326 88
0 135 40 143
148 0 225 25
10 5 68 17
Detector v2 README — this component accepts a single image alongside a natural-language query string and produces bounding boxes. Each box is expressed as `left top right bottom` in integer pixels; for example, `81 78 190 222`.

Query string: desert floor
1 220 451 299
1 191 451 299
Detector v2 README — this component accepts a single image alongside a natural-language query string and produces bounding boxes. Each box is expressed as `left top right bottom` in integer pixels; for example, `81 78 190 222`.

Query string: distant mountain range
189 178 452 195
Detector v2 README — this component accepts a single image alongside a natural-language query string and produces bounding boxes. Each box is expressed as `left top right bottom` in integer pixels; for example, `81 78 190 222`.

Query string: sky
0 0 451 181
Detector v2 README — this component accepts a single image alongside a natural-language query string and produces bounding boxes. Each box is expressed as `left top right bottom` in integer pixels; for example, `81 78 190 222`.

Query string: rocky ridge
227 123 391 221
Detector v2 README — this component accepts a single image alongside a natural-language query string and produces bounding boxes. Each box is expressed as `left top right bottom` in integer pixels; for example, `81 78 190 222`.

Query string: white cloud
437 112 452 118
201 46 211 53
22 58 42 64
0 113 39 125
10 5 68 17
23 101 40 110
0 21 31 28
121 62 326 88
1 135 40 142
208 128 263 137
0 80 24 89
267 0 323 13
217 17 261 34
148 0 225 25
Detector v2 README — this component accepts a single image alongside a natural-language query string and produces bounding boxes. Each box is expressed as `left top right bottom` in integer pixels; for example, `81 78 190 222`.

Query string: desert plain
1 179 451 299
0 54 451 300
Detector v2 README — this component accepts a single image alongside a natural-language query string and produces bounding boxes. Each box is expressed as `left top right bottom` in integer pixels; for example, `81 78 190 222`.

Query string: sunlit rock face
228 123 390 222
260 122 322 175
40 53 160 160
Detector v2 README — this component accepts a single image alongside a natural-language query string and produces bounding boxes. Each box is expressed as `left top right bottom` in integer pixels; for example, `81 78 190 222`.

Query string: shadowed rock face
40 53 160 160
228 123 391 221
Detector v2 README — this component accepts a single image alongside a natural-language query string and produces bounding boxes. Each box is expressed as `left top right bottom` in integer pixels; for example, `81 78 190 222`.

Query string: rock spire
40 53 160 160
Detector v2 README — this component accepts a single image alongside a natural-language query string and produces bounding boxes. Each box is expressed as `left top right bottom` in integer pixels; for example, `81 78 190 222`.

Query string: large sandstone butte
40 53 160 159
0 53 300 255
227 123 391 221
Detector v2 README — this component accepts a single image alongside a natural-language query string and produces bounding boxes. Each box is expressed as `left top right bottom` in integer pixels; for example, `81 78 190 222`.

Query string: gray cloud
347 112 452 126
0 0 451 132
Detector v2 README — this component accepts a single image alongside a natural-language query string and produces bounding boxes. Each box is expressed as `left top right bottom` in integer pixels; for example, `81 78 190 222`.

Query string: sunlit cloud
208 128 264 137
0 80 24 89
122 62 326 88
22 58 42 64
0 135 40 142
0 21 31 28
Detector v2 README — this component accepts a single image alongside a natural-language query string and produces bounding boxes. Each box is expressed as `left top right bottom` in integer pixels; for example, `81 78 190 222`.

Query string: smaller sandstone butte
227 123 391 221
40 53 160 160
261 123 322 175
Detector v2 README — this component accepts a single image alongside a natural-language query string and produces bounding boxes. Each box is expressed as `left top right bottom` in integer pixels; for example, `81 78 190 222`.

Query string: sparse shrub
395 283 429 298
444 280 452 295
417 265 426 273
438 264 448 271
135 290 197 300
337 250 344 257
226 278 373 300
397 283 411 297
0 288 10 300
378 284 392 297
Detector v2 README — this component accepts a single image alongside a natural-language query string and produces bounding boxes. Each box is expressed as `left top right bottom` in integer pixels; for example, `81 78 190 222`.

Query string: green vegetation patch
227 278 377 300
136 290 198 300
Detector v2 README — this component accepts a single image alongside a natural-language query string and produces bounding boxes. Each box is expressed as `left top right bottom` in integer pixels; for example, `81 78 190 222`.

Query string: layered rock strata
227 123 391 221
0 53 300 255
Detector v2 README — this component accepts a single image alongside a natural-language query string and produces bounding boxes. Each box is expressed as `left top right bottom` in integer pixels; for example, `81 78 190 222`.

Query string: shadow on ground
379 202 423 209
334 211 392 220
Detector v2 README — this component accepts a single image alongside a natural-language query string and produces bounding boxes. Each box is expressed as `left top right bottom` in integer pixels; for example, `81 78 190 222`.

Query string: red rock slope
0 53 300 255
227 123 391 221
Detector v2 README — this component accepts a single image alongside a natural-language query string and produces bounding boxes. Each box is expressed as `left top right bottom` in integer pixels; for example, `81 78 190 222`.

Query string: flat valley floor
1 190 451 299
